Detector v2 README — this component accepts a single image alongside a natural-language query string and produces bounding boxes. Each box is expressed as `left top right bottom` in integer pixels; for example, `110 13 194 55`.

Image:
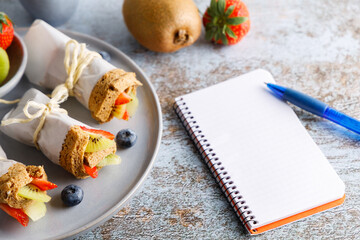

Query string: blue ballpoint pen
266 83 360 135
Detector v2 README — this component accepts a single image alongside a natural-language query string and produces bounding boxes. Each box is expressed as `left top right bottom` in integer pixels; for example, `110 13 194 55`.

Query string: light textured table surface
2 0 360 239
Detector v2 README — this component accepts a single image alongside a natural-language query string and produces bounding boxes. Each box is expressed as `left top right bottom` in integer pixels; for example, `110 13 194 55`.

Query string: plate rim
16 27 163 239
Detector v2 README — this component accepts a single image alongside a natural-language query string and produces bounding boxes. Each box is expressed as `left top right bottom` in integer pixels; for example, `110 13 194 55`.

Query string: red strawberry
0 203 29 227
0 12 14 50
30 178 58 191
80 126 115 140
203 0 250 45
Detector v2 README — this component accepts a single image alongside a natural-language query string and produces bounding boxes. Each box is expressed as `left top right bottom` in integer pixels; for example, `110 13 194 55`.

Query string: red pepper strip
83 164 98 178
30 178 58 191
0 203 29 227
79 126 115 140
122 110 129 121
115 92 132 105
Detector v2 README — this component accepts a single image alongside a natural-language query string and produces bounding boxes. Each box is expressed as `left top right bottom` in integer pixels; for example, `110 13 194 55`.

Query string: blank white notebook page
180 69 345 229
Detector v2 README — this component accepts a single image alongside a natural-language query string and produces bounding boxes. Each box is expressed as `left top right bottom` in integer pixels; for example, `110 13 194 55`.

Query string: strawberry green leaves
226 16 247 25
225 27 237 38
225 5 235 17
203 0 250 45
0 13 10 33
209 0 218 16
217 0 226 14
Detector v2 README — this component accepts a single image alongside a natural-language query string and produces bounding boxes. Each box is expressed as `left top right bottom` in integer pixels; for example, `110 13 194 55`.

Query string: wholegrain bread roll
24 20 142 123
1 89 117 179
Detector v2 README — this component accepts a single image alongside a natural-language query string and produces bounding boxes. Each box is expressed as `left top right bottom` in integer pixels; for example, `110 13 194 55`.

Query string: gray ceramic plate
0 29 162 240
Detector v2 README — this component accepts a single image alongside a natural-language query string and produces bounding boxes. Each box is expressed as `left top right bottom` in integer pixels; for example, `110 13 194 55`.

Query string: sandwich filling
88 69 142 123
0 164 57 226
59 126 121 179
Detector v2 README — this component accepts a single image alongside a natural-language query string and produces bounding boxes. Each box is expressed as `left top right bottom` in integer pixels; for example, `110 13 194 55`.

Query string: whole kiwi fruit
122 0 202 53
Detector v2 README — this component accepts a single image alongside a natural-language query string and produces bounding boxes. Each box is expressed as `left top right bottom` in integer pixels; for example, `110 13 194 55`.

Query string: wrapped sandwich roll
1 88 121 179
0 146 57 226
24 19 142 123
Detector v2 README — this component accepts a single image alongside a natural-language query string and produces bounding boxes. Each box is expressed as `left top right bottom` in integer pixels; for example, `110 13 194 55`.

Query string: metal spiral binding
174 98 258 231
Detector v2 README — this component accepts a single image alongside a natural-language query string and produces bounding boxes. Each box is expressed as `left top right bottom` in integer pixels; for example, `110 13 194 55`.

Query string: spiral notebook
174 69 345 234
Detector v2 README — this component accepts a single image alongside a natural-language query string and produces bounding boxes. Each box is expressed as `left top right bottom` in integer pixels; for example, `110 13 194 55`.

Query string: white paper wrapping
0 88 87 165
24 20 115 108
0 146 18 177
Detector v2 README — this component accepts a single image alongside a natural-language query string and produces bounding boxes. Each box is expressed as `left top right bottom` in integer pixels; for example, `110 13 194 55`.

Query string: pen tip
264 82 268 86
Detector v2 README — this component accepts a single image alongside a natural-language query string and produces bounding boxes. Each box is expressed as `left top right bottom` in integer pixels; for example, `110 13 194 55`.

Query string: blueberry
61 184 84 207
98 51 111 62
116 129 137 148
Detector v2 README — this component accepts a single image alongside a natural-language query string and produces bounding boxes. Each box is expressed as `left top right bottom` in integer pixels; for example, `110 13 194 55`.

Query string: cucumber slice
85 133 114 153
127 94 139 117
24 201 47 221
18 185 51 203
97 154 122 167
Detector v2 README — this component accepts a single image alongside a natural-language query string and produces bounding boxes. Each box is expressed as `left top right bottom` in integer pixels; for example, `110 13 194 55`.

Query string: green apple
0 47 10 84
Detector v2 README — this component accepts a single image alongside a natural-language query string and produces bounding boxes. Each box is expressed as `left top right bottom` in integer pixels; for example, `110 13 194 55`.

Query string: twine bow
52 39 101 101
0 39 100 149
1 97 67 149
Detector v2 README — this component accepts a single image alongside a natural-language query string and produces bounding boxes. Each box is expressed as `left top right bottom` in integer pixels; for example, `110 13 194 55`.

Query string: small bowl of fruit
0 12 28 98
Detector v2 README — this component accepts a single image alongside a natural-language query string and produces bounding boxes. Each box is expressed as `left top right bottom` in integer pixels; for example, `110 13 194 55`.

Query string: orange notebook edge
245 194 346 235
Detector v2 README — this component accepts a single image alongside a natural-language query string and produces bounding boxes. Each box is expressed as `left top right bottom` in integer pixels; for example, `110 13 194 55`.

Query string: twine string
1 98 67 149
61 39 101 97
0 39 99 149
0 99 20 104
